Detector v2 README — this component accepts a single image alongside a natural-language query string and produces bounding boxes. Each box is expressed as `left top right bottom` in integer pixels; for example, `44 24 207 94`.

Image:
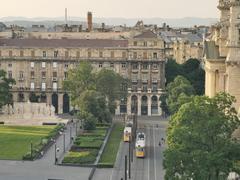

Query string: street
109 117 168 180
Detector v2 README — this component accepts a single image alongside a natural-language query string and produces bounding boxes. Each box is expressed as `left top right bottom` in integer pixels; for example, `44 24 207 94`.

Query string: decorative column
158 95 162 116
148 95 151 116
46 93 52 106
58 93 63 114
127 95 131 115
137 95 141 116
115 100 121 115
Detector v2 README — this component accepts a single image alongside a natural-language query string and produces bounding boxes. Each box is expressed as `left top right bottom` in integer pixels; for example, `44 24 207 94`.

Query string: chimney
87 12 93 32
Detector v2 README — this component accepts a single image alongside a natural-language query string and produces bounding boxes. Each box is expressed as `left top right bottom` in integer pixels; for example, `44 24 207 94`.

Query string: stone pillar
58 93 63 114
148 95 151 116
127 95 131 115
158 95 162 116
46 93 52 106
115 101 120 115
138 95 141 116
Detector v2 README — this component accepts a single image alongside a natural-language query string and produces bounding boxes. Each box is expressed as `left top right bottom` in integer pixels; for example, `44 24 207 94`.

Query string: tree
165 58 205 95
165 59 183 85
0 70 15 109
96 69 128 113
183 59 205 95
78 90 111 123
78 110 96 130
164 93 240 180
63 62 95 107
166 75 195 114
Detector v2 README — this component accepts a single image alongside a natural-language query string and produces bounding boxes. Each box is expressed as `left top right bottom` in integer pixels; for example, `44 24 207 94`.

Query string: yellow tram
135 132 146 158
123 127 132 142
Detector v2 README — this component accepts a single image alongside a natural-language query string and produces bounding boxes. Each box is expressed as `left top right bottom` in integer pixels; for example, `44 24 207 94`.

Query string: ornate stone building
0 31 165 116
204 0 240 110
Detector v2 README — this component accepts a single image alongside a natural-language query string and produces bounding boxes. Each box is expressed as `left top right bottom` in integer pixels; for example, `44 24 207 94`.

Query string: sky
0 0 219 19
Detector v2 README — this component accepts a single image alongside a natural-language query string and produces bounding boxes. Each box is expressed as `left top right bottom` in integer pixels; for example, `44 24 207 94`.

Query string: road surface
109 117 168 180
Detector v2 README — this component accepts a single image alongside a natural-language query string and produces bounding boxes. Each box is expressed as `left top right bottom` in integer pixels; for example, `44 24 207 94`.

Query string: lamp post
30 142 33 160
54 143 57 164
70 126 72 142
128 141 131 179
63 133 65 152
125 155 127 180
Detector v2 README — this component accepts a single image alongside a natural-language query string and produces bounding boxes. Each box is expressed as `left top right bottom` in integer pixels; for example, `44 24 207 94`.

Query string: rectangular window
43 51 46 57
53 82 57 91
64 64 68 68
8 71 12 79
152 83 158 92
132 73 138 81
42 71 46 79
54 51 58 57
20 50 24 57
134 41 138 46
111 51 115 58
152 64 158 69
53 62 57 68
99 63 103 68
53 72 57 78
42 62 46 68
65 51 69 58
143 84 148 92
88 51 91 58
133 52 137 59
9 51 12 57
30 62 34 68
122 52 127 58
99 51 103 58
132 63 138 70
143 42 147 46
121 63 126 69
30 82 35 90
154 41 157 46
41 83 46 91
30 71 35 79
76 51 80 58
142 63 148 70
19 71 24 78
153 52 158 59
31 50 35 57
143 52 147 59
8 63 12 68
110 63 114 68
142 73 149 81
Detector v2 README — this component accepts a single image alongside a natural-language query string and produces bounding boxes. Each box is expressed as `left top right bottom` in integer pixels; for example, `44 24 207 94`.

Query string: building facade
0 31 165 116
204 0 240 111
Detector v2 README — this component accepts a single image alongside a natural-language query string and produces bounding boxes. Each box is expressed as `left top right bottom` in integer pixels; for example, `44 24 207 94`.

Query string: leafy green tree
160 94 170 116
165 59 183 85
165 58 205 95
166 75 195 114
78 110 96 130
0 70 15 109
78 90 111 123
183 59 205 95
96 69 128 113
63 62 95 107
164 93 240 180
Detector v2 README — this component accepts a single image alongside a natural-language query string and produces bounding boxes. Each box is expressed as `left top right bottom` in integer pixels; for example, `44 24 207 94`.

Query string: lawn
98 122 124 167
0 125 56 160
63 126 109 165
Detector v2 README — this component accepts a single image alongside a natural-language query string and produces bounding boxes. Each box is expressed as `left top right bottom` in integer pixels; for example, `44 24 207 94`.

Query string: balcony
18 77 25 81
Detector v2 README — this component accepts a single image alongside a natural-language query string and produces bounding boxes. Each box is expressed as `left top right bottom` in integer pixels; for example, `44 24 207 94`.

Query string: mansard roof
134 30 158 39
0 39 128 48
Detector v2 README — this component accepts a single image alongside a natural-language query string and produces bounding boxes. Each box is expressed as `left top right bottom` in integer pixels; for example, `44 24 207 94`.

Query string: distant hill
0 16 218 28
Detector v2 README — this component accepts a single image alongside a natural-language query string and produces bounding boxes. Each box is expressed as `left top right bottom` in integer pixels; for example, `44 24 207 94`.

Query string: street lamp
54 144 60 165
63 133 66 152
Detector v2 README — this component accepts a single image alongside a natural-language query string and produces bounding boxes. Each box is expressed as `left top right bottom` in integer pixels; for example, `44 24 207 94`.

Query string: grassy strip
98 122 124 167
0 125 60 160
63 126 109 165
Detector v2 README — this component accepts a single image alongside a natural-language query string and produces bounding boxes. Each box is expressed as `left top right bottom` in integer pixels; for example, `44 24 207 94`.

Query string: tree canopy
166 58 205 95
164 93 240 180
0 70 15 109
63 62 128 129
166 75 195 114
